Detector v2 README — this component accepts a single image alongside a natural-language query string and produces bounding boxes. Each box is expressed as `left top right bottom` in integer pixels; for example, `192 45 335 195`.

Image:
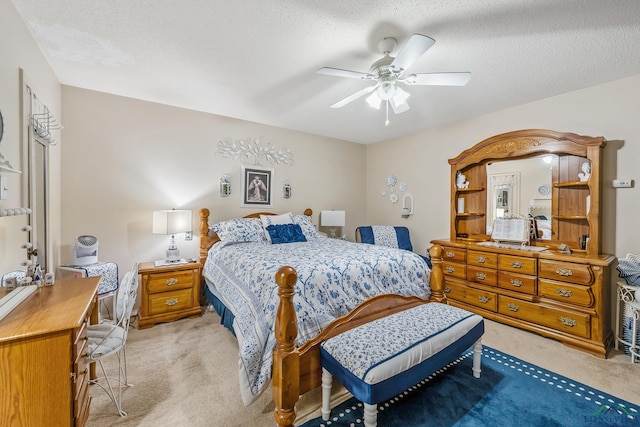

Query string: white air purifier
71 235 99 266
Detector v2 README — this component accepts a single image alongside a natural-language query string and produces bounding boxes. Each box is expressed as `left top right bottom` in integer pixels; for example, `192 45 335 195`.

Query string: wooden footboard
197 208 445 426
272 245 445 427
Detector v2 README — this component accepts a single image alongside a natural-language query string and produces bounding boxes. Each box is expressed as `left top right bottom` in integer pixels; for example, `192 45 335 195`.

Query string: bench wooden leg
321 368 332 421
472 338 482 378
364 402 377 427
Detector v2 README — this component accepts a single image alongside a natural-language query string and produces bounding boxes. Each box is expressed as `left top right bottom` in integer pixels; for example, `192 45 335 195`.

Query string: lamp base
166 247 180 263
329 228 337 238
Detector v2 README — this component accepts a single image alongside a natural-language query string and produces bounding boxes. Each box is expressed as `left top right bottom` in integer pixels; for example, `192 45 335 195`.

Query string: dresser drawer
467 250 498 269
148 288 194 315
445 280 497 311
538 260 593 285
498 254 536 275
467 265 497 286
443 261 466 280
497 271 537 295
147 270 195 293
442 247 466 263
498 296 590 338
538 279 594 307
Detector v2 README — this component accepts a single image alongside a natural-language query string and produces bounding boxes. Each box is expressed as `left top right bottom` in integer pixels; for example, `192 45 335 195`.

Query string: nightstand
138 261 203 329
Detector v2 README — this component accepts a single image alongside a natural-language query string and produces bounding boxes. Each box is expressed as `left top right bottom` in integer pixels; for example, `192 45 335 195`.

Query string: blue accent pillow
266 223 307 244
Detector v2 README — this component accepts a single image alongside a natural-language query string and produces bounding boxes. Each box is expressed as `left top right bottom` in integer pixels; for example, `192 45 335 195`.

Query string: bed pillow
265 224 307 244
260 213 295 242
210 218 266 244
293 214 319 240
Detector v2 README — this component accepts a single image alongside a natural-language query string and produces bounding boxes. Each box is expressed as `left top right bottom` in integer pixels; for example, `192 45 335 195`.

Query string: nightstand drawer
147 270 195 293
148 288 194 316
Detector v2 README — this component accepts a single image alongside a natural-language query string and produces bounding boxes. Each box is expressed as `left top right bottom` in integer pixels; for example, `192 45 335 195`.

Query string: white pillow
211 218 267 244
260 213 294 242
293 214 319 240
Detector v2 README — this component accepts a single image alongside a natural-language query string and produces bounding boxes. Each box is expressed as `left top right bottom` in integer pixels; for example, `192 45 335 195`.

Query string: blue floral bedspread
203 238 431 405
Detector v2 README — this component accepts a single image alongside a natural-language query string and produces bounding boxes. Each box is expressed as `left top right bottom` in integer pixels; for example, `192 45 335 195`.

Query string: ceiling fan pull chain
385 101 390 127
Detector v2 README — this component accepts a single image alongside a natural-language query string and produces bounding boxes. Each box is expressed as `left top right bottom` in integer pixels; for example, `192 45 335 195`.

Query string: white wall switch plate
612 179 633 188
0 176 7 200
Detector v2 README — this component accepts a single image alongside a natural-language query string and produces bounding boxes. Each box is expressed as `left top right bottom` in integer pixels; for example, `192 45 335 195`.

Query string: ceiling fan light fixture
365 92 382 109
392 86 410 106
377 81 396 101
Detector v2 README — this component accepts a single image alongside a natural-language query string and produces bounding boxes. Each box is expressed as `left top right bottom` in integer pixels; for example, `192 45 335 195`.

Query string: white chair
87 262 139 417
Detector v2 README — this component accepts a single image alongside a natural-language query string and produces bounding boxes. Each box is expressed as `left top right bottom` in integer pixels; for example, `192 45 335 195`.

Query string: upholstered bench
320 302 484 427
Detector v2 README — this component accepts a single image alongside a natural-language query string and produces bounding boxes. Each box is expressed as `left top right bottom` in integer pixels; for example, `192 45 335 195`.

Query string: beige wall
0 1 61 275
366 74 640 259
60 87 366 269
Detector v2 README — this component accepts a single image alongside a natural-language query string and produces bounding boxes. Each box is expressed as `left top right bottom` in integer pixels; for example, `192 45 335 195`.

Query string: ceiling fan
317 34 471 125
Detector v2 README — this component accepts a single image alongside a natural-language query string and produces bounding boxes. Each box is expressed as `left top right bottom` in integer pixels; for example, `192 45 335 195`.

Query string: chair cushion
321 302 484 404
87 324 126 359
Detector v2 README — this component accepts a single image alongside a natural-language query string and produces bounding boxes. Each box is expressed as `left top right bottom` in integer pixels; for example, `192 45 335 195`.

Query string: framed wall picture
241 165 273 208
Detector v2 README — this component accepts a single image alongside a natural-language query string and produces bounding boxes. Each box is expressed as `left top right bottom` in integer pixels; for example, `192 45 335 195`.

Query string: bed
198 208 445 427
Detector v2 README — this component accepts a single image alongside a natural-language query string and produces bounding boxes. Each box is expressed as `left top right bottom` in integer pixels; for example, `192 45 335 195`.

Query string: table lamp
320 210 345 238
153 209 192 263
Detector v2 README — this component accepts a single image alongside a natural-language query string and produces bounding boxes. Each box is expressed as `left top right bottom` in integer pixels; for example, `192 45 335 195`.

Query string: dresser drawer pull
478 295 490 304
444 286 452 293
510 279 523 287
507 303 520 312
511 261 524 269
555 267 573 277
166 298 179 306
445 251 455 258
476 272 487 280
476 256 487 263
445 266 455 273
560 316 577 327
556 288 573 297
166 278 178 285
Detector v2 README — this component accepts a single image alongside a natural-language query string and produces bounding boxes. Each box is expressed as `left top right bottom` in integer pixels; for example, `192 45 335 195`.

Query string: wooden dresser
431 129 615 358
0 277 99 426
138 261 203 329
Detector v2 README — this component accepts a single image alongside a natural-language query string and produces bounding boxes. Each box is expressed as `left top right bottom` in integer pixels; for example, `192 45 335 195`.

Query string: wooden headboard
198 208 313 267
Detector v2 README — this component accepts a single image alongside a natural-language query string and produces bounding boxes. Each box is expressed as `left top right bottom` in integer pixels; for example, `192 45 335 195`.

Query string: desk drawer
499 296 590 338
538 279 594 307
445 281 497 312
148 288 194 315
147 270 195 293
538 260 593 285
498 254 536 275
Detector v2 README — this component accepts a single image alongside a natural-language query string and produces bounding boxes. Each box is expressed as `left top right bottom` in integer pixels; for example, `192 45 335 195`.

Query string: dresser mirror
486 155 553 239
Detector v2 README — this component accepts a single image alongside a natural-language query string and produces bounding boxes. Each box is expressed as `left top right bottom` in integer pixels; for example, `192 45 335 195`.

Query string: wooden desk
0 277 99 427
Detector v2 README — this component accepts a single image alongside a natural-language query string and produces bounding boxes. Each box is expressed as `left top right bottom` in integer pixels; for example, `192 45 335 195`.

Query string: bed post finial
428 245 446 303
273 266 300 427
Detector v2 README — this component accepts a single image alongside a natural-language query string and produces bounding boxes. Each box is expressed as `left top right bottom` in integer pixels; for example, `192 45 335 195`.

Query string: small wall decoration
242 165 273 208
578 161 591 182
217 137 294 166
381 175 410 206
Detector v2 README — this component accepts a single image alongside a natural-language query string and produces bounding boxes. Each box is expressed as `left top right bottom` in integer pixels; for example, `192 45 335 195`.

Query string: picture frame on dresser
241 165 273 208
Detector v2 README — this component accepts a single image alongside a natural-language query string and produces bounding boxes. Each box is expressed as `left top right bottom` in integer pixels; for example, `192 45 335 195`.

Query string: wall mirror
486 155 553 239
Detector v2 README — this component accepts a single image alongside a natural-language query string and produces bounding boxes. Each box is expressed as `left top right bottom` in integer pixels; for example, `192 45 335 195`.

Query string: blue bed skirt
204 282 236 336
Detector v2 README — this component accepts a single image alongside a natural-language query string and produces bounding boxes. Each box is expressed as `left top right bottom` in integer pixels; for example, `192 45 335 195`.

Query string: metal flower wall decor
216 137 294 166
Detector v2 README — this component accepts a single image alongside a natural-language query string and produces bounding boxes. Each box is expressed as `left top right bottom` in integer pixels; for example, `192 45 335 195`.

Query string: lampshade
153 210 192 235
320 210 346 227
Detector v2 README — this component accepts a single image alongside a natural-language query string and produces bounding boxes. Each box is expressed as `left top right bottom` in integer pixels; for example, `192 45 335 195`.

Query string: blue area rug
299 347 639 427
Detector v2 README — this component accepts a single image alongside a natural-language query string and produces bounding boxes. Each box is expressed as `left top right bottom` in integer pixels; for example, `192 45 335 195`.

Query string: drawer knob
556 267 573 277
166 278 178 285
511 261 524 269
478 295 490 304
556 288 573 297
560 316 577 327
510 279 523 287
166 298 179 306
476 272 487 280
476 256 487 263
445 251 455 258
507 303 519 312
445 266 455 273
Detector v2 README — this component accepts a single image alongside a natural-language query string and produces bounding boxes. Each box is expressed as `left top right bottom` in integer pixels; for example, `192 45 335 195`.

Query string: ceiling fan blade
390 34 435 73
330 85 378 108
404 72 471 86
317 67 371 80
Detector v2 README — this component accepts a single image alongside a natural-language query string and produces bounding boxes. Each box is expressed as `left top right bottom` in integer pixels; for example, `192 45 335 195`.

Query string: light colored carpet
87 309 640 427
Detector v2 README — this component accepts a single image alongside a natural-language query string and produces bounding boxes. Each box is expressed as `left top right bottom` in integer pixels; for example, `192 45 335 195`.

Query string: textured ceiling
11 0 640 144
